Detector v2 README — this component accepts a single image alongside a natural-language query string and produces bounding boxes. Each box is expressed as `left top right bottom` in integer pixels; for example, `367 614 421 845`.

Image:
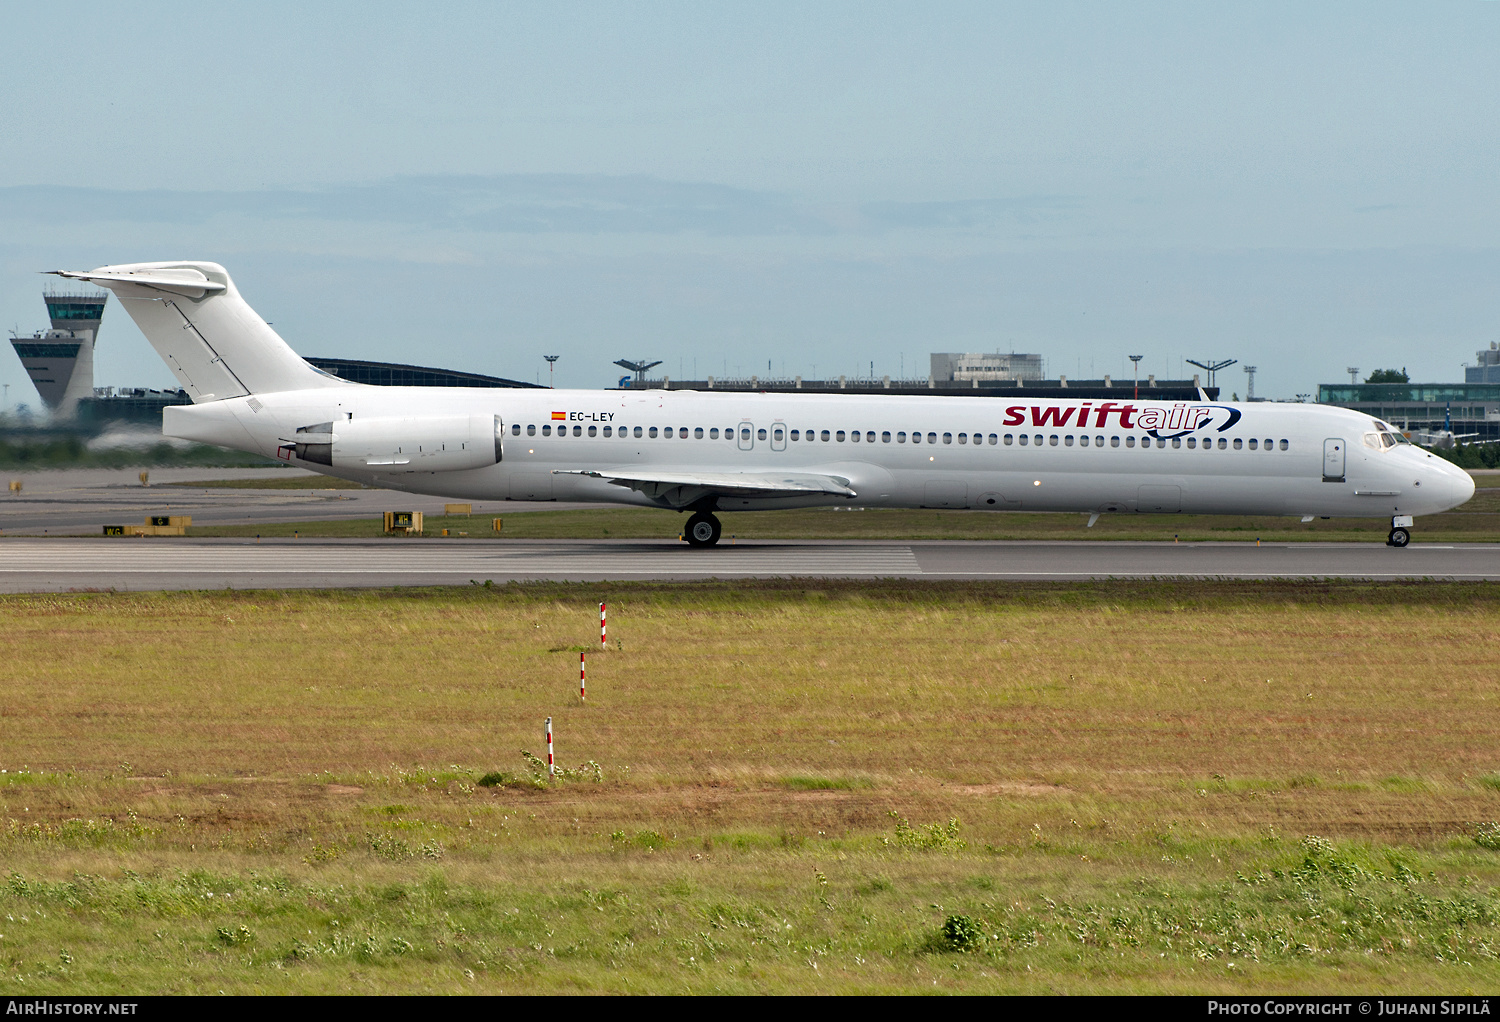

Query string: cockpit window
1363 432 1382 449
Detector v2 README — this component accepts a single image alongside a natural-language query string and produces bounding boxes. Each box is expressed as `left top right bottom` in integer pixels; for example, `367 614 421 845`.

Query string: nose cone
1449 466 1477 508
1426 460 1475 511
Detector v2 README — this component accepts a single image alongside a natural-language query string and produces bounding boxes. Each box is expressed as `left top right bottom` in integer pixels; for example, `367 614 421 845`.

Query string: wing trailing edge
555 467 856 507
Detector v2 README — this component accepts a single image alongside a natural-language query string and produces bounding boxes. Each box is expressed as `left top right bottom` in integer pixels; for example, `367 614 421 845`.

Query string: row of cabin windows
512 422 1292 451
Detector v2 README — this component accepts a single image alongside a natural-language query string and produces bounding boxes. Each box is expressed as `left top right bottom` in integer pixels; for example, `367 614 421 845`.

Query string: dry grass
3 580 1500 993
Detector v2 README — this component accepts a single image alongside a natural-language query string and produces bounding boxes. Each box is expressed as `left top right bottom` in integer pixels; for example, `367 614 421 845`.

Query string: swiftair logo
1002 401 1243 438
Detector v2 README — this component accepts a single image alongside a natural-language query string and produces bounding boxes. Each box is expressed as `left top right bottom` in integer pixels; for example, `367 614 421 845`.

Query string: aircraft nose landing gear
686 511 722 548
1387 514 1413 548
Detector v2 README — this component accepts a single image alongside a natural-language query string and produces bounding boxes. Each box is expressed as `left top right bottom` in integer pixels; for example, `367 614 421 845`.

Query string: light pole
1347 367 1359 385
1186 358 1236 392
1243 365 1257 402
543 355 560 388
1129 355 1143 400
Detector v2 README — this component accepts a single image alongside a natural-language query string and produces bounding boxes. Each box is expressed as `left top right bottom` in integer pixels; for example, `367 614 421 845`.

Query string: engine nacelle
291 414 501 472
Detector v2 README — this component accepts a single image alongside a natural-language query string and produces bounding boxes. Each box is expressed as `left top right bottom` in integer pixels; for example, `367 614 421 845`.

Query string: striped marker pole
545 716 554 780
580 652 587 702
600 601 607 650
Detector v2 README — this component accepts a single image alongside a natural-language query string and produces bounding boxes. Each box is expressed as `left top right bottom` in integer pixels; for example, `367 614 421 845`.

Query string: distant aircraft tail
50 262 344 402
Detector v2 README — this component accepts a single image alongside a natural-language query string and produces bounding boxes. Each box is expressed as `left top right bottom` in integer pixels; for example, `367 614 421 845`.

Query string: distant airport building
1319 379 1500 442
303 358 543 389
930 351 1044 383
614 357 1214 400
8 289 108 418
1468 342 1500 384
69 357 543 428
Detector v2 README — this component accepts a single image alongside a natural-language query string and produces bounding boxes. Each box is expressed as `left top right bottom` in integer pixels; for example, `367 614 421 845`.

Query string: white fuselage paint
165 385 1476 520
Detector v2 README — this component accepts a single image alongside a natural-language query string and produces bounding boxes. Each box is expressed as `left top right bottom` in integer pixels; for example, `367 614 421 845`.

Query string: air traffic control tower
8 288 108 418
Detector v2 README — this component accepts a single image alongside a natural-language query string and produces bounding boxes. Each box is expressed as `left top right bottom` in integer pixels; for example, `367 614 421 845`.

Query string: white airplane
1406 404 1498 451
54 261 1475 549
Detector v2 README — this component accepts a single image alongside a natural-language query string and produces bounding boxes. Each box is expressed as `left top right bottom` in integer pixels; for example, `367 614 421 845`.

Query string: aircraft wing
554 467 856 506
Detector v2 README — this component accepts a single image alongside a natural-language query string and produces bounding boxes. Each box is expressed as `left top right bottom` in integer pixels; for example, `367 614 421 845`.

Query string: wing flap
555 467 855 504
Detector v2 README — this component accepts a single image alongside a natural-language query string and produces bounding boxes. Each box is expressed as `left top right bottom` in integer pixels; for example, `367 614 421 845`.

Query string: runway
0 466 619 534
1 537 1496 591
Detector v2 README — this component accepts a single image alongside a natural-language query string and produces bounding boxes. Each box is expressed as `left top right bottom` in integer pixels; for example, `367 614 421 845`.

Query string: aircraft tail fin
49 262 344 402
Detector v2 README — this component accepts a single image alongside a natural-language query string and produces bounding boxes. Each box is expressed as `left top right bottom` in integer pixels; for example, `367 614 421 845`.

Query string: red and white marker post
600 601 607 650
545 716 554 780
579 651 587 702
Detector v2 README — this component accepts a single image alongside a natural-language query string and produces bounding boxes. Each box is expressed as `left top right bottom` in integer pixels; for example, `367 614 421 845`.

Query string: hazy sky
2 2 1498 401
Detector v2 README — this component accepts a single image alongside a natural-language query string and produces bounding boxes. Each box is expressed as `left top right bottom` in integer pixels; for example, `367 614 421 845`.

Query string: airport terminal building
1318 347 1500 442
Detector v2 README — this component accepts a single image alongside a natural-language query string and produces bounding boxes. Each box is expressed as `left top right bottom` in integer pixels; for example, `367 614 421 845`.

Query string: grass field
181 473 1500 543
3 580 1500 993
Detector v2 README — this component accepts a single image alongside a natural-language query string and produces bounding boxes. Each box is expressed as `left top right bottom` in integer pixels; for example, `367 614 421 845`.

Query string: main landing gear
685 511 723 548
1387 514 1413 548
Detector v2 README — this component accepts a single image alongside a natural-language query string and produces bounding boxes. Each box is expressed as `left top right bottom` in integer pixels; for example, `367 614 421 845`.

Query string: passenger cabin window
958 433 967 444
1111 436 1119 447
527 424 536 436
1279 439 1289 450
882 431 892 443
1004 434 1014 445
897 431 907 443
773 427 783 441
511 424 521 435
1018 434 1028 446
588 425 597 436
542 424 552 436
758 428 767 440
850 430 860 442
836 430 846 442
790 430 800 441
928 433 938 444
634 426 643 438
710 428 719 439
821 430 831 441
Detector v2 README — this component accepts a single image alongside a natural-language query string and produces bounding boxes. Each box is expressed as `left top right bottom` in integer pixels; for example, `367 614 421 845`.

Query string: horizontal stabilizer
50 267 227 299
556 467 855 506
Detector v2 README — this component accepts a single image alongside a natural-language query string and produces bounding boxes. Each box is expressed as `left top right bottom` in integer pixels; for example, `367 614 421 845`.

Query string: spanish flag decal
551 411 567 420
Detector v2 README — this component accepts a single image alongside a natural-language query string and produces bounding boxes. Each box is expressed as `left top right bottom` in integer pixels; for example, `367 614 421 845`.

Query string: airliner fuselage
165 384 1473 521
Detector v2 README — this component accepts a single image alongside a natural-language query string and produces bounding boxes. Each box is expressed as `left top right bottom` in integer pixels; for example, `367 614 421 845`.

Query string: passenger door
1323 438 1346 482
737 421 755 451
770 421 787 451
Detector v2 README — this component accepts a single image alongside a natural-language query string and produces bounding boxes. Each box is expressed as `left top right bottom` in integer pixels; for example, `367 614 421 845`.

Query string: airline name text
1003 403 1215 431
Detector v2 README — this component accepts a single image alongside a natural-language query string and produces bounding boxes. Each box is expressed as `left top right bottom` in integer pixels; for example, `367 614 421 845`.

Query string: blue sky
2 2 1498 400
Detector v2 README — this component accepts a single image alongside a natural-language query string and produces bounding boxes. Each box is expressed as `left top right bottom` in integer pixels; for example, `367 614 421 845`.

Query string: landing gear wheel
1388 527 1410 548
685 512 722 548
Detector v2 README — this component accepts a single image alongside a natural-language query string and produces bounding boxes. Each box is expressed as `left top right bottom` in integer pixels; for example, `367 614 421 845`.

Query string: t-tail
50 262 340 400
